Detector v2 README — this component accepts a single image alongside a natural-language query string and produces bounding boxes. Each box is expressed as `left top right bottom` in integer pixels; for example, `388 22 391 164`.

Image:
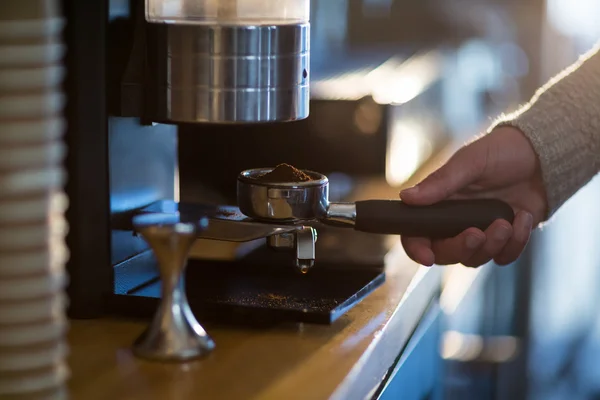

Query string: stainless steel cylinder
153 23 310 123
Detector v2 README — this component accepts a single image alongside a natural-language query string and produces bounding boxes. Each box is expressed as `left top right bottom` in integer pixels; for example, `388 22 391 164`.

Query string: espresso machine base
110 253 385 325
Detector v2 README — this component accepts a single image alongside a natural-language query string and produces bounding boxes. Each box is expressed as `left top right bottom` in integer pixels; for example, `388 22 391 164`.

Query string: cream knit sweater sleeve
490 42 600 219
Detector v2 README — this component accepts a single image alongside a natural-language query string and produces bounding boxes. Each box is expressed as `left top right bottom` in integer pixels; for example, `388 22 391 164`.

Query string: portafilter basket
237 168 514 239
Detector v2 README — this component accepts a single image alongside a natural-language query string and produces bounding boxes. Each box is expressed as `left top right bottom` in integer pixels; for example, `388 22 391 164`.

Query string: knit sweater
490 42 600 220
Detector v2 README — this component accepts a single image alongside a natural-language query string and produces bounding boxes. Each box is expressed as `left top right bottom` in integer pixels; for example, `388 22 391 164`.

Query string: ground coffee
255 163 311 183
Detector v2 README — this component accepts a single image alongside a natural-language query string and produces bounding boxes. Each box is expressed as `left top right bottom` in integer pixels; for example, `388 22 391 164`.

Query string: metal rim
132 213 208 235
237 168 328 189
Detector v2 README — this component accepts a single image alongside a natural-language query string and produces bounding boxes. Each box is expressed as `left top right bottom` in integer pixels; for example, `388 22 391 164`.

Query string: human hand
399 126 547 267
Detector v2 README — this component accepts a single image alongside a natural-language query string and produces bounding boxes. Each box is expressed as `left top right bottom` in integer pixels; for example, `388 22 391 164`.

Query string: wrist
490 125 542 172
490 125 549 222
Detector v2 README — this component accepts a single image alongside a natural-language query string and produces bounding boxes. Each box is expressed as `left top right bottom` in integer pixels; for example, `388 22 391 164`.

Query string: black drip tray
114 218 389 324
124 258 384 324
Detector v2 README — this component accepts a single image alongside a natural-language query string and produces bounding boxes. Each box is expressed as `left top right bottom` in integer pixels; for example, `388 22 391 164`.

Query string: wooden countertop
67 246 442 400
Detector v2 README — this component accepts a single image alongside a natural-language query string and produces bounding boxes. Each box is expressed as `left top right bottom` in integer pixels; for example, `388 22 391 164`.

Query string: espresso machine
62 0 394 357
61 0 513 361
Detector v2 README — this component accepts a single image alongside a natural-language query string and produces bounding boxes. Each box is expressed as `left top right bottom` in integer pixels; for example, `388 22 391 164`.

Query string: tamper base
133 281 215 361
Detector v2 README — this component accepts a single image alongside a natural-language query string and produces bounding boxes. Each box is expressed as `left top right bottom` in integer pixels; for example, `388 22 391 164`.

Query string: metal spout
268 226 317 273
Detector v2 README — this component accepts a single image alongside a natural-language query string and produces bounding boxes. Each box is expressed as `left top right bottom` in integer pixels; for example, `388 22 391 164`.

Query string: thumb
400 148 483 205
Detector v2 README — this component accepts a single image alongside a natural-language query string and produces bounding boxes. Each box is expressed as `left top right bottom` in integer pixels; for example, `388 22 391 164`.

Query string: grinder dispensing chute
145 0 310 123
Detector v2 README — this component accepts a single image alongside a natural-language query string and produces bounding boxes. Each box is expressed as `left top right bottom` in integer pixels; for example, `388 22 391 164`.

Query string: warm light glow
441 331 483 361
310 70 373 100
371 53 442 105
340 312 387 350
547 0 600 40
441 331 520 363
372 76 424 105
146 0 309 24
311 51 443 104
174 165 180 203
439 265 481 314
385 120 433 186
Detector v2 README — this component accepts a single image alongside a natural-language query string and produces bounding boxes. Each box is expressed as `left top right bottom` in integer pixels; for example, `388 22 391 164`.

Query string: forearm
491 42 600 219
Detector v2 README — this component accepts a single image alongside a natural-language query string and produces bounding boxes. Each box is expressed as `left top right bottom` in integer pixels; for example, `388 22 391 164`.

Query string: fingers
400 147 485 206
463 219 513 267
430 228 486 265
494 211 534 265
402 228 485 266
401 214 534 268
401 236 435 266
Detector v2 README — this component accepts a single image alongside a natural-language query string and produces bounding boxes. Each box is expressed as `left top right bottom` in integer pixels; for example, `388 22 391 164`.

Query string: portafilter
237 168 514 239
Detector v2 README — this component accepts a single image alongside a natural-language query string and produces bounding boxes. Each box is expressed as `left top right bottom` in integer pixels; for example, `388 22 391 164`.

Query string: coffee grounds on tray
254 163 312 183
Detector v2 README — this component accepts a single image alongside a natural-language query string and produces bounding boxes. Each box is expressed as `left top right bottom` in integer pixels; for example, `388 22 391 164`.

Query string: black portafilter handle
354 199 515 239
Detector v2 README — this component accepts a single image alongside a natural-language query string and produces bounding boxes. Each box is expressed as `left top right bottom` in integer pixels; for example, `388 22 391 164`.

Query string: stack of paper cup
0 1 70 399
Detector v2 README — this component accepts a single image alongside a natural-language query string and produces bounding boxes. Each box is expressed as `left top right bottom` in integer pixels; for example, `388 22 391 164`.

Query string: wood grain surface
67 248 441 400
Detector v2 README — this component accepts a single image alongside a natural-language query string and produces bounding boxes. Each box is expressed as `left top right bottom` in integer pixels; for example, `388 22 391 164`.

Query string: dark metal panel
62 0 178 318
178 99 390 203
106 0 178 266
61 0 111 318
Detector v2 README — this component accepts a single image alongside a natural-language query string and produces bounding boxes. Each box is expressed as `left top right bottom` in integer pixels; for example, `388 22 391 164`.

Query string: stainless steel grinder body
152 23 310 123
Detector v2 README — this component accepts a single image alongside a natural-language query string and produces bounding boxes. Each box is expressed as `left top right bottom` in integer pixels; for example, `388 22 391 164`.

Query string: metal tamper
131 213 215 362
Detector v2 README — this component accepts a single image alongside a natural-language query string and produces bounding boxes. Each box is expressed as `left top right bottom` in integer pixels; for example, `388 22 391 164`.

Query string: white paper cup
0 316 68 347
0 42 65 68
0 363 69 397
0 141 65 172
0 340 68 372
0 91 65 119
0 386 68 400
0 216 68 252
0 192 67 225
0 166 66 199
0 269 67 301
0 1 61 21
0 241 68 277
0 293 67 325
0 18 64 39
0 117 65 144
0 64 64 91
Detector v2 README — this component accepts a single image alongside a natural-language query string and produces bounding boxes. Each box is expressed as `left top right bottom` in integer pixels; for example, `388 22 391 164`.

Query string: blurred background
179 1 600 398
310 1 600 399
